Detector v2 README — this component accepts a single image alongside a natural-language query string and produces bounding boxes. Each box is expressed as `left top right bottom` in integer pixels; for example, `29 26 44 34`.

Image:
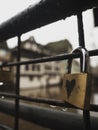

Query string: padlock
62 47 91 109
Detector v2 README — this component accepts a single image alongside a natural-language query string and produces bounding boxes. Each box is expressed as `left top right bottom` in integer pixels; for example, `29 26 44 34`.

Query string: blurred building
0 36 78 97
11 37 73 96
11 37 61 88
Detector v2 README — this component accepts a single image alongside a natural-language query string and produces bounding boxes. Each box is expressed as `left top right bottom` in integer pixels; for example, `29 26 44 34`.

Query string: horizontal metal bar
0 0 97 42
1 49 98 67
0 100 98 130
0 92 76 107
0 124 13 130
0 92 98 112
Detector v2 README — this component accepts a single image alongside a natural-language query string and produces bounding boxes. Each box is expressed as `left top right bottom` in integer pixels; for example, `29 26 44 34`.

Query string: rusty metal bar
14 35 21 130
0 100 98 130
0 49 98 67
77 12 85 47
0 92 98 112
77 12 91 130
0 0 97 42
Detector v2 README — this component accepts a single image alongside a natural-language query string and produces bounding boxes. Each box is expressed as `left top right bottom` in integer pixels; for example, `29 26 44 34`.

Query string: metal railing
0 0 98 130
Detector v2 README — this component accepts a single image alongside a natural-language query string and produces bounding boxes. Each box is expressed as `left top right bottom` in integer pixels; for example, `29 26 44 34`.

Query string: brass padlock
62 47 91 109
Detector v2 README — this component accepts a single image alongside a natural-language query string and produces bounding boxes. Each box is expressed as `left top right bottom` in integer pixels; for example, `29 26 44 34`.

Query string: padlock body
62 73 91 109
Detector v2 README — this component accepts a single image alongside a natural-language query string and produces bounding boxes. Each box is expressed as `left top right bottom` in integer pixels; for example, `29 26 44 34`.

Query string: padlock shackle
67 47 89 73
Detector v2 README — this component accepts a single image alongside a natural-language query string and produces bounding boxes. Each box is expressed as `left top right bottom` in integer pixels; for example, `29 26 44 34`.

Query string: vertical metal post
14 35 21 130
77 12 91 130
77 12 85 48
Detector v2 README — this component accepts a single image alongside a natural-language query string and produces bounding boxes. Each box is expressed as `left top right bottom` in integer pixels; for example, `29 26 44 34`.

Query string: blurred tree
44 39 72 55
